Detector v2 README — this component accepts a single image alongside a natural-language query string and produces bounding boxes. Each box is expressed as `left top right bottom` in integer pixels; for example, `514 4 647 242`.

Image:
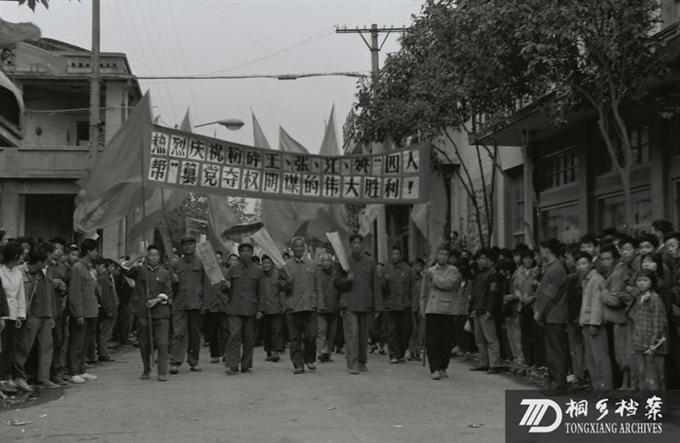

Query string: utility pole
336 24 406 264
88 0 101 165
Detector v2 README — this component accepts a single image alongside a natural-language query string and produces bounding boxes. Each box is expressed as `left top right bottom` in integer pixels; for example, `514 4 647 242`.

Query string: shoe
190 366 202 372
5 379 18 390
81 373 98 381
389 358 399 364
293 367 305 375
140 372 150 380
14 378 33 392
440 370 449 379
98 356 115 362
210 358 220 364
0 381 18 394
306 363 317 371
431 371 441 380
37 380 60 390
271 352 281 362
265 355 273 362
51 377 68 386
486 368 501 374
241 368 253 374
169 366 179 375
70 375 86 384
412 355 422 361
158 375 168 382
318 353 329 363
225 367 238 375
398 358 405 364
359 364 368 372
348 368 360 375
470 366 489 372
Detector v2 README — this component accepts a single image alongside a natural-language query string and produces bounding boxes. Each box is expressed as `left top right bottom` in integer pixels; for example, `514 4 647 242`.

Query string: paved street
0 347 524 443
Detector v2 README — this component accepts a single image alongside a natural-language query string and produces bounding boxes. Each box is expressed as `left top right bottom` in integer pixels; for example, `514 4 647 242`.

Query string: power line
136 72 369 81
201 27 335 76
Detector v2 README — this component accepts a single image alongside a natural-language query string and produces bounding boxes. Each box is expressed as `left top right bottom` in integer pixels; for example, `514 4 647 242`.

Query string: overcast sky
1 0 422 151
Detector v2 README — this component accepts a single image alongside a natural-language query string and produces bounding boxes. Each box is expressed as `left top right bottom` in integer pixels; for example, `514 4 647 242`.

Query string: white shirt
0 264 26 320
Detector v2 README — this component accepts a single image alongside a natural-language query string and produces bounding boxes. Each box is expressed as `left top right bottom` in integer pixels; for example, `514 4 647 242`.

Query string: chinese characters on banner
145 125 430 204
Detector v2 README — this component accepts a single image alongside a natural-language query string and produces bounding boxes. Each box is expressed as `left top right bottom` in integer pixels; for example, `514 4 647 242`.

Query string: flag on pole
0 18 40 48
257 116 319 248
411 172 448 257
74 92 153 232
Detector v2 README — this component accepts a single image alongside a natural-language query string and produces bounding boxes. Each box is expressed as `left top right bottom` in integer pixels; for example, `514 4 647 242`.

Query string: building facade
0 38 141 257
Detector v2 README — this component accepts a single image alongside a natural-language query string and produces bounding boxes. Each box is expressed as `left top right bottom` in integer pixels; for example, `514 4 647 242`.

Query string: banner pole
140 133 148 250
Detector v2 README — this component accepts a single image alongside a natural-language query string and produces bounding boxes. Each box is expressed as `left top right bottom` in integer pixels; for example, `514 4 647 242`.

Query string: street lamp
194 118 245 131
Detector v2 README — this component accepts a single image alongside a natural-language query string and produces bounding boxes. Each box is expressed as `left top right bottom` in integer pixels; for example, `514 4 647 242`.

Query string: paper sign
250 228 287 268
195 241 225 285
326 231 349 271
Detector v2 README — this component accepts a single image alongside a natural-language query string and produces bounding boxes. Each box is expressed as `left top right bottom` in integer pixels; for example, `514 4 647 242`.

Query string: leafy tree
351 0 528 247
351 0 676 242
18 0 49 11
513 0 670 228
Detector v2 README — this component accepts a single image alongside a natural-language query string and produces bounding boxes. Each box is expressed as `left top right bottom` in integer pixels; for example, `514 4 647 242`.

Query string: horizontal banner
144 125 430 204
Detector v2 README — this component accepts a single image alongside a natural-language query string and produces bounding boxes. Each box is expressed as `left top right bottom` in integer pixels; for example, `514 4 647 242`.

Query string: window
541 149 579 189
596 126 650 174
541 204 581 243
597 189 652 234
76 121 89 146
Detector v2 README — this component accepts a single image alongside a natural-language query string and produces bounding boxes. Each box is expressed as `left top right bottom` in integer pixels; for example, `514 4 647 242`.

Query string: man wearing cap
335 234 383 374
224 242 264 375
169 236 210 374
281 237 318 374
126 244 173 381
381 246 415 364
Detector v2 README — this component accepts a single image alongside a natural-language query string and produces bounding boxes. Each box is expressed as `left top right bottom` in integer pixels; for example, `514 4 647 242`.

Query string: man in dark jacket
47 237 69 383
95 258 118 362
202 261 229 364
381 246 415 364
170 236 210 374
470 248 502 373
261 255 286 362
13 246 59 390
534 239 569 391
335 234 382 374
224 243 264 375
126 245 173 381
67 239 100 384
282 237 318 374
315 252 344 363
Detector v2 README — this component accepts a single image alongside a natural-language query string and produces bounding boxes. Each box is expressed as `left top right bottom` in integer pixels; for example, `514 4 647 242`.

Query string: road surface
0 347 525 443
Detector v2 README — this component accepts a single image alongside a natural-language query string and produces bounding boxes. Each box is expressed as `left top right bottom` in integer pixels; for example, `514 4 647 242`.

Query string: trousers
262 314 284 354
287 311 317 367
384 310 413 360
171 309 201 367
474 314 501 368
425 313 455 373
342 310 371 371
14 317 53 382
98 314 116 359
138 317 170 376
68 318 96 375
583 325 613 390
317 312 339 356
505 315 524 365
409 311 426 357
224 315 255 370
544 323 569 390
203 312 229 358
51 314 68 378
566 323 585 381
